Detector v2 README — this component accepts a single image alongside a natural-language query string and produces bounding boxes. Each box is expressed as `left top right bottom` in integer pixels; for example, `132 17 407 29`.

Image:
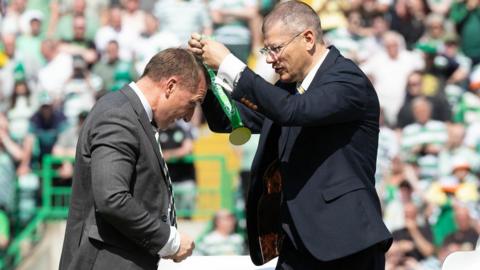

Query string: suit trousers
276 236 386 270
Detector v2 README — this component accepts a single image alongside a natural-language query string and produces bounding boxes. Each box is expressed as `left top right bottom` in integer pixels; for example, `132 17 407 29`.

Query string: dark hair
10 80 31 109
399 180 413 191
263 1 323 43
107 39 119 48
141 48 206 91
213 209 238 234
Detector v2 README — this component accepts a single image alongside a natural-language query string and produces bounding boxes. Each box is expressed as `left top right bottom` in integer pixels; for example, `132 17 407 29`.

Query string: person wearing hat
28 91 68 164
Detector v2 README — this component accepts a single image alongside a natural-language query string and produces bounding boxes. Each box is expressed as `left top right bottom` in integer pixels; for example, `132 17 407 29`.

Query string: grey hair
412 96 432 111
263 1 323 43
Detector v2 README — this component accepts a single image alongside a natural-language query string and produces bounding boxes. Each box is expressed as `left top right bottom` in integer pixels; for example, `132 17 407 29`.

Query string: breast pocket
321 179 365 203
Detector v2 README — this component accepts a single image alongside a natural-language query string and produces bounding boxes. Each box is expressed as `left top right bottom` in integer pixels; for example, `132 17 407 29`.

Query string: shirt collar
298 48 330 92
129 81 153 123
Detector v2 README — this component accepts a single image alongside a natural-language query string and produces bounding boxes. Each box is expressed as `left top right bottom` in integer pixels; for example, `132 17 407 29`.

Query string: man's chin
278 74 294 83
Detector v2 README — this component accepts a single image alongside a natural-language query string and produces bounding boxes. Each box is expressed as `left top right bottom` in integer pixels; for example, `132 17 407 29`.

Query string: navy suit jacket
202 46 392 265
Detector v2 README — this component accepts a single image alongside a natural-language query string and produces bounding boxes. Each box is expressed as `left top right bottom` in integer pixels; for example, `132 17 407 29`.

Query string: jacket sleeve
232 66 370 127
201 85 265 134
89 108 170 255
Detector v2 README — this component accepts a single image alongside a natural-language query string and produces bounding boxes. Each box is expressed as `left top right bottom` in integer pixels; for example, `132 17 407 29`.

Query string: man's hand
188 33 231 70
166 233 195 263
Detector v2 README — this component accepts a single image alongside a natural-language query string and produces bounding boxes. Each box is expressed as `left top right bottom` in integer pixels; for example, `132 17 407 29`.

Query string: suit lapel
120 86 165 176
277 83 296 158
278 47 340 158
309 45 340 87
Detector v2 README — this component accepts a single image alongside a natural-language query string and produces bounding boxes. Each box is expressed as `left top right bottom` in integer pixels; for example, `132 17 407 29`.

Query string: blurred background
0 0 480 269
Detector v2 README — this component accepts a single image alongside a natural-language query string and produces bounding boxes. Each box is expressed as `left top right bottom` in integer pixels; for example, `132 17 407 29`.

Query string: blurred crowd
1 0 480 268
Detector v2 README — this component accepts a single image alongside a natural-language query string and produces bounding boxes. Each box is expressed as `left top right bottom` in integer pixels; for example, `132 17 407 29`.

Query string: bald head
263 1 323 43
412 96 432 124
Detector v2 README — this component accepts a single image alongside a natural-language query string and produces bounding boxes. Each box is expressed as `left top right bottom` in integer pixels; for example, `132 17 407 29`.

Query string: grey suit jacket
59 85 172 270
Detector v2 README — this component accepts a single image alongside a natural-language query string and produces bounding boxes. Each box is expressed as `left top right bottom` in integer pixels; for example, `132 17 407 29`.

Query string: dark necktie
151 121 177 227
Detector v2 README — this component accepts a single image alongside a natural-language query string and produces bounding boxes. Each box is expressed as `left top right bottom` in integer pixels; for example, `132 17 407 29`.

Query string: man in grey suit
59 48 208 270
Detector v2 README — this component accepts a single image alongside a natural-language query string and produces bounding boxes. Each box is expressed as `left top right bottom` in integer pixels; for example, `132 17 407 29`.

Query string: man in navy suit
189 1 392 269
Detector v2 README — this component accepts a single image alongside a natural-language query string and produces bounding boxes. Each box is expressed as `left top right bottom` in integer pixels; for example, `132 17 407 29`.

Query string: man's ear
304 29 315 50
165 77 178 98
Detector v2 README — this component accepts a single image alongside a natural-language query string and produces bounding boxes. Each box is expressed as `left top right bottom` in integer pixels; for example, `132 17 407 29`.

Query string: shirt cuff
217 53 247 93
157 226 181 257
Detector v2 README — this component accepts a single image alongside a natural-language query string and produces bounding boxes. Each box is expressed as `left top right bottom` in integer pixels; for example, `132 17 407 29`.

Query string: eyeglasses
259 31 304 58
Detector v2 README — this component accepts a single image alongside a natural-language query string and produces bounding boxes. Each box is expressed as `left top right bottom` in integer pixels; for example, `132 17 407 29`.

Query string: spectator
426 156 479 210
0 34 19 107
52 111 87 182
438 124 480 176
209 0 259 62
397 70 452 128
426 0 453 17
384 180 418 232
312 0 348 32
37 39 74 102
392 202 435 262
53 0 100 41
449 0 480 65
376 108 400 184
58 14 98 67
28 92 68 163
58 0 109 27
418 13 451 51
442 36 472 88
132 13 181 74
389 0 427 49
92 40 137 92
196 209 245 255
6 80 36 142
94 6 134 61
159 120 197 219
464 119 480 153
357 13 390 63
325 9 367 63
15 10 45 86
401 97 448 182
120 0 146 36
154 0 212 45
2 33 39 93
418 43 462 98
1 0 27 35
0 112 22 212
443 205 479 250
409 237 463 270
361 31 424 125
385 241 407 270
454 67 480 126
62 56 98 123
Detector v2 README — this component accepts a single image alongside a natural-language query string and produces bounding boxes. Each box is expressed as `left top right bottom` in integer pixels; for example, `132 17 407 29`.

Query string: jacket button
161 215 168 222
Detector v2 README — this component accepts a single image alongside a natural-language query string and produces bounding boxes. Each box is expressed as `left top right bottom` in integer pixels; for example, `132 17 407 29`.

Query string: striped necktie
152 123 177 227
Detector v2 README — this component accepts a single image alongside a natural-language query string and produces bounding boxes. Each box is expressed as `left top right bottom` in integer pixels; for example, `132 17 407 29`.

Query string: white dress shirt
216 48 330 93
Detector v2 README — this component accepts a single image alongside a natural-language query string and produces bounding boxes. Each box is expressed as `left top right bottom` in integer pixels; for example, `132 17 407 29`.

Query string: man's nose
265 53 276 64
